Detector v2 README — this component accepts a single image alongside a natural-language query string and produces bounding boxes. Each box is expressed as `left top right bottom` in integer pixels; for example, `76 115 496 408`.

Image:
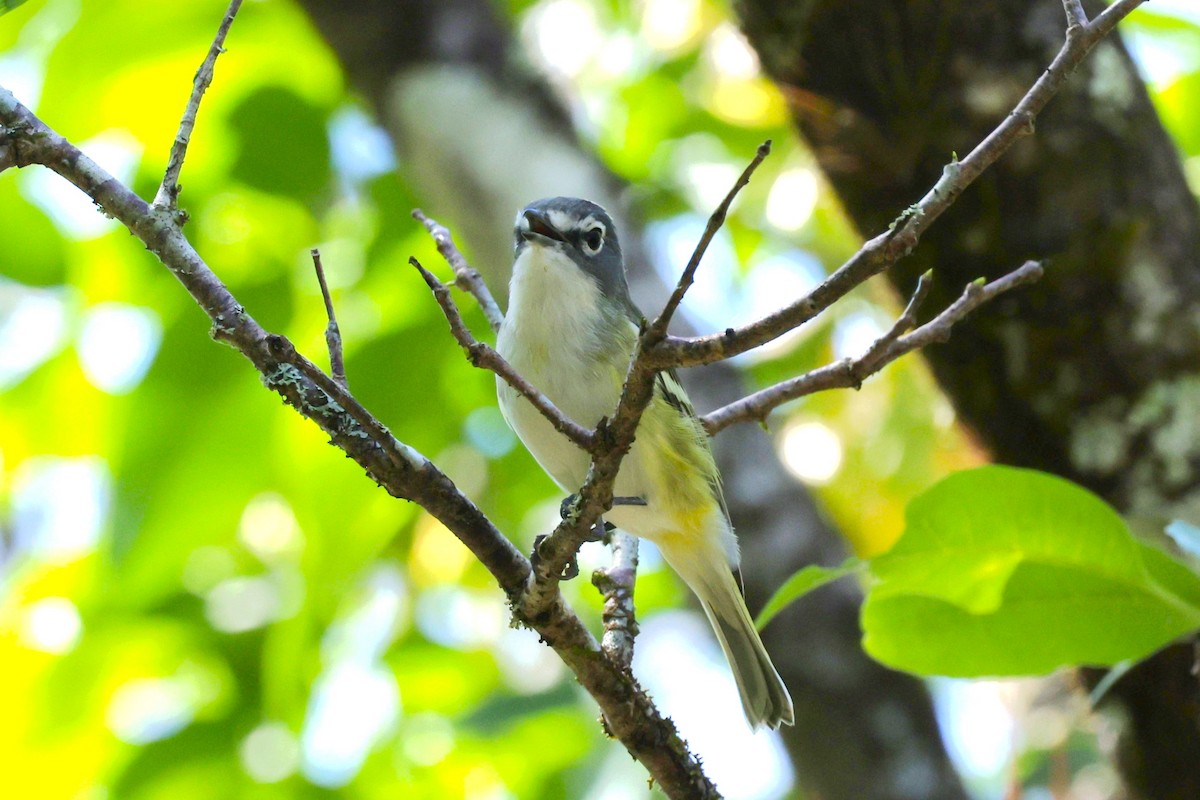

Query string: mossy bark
297 1 971 798
736 0 1200 797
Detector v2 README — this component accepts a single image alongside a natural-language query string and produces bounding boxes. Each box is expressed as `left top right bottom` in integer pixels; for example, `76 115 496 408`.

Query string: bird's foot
543 493 647 579
531 533 586 581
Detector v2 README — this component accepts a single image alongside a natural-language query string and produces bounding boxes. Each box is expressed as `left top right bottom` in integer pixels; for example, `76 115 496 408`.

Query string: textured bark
296 1 969 798
735 0 1200 797
1 83 722 800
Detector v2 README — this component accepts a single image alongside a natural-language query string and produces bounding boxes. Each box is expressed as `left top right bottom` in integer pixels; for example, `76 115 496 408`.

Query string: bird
495 196 795 730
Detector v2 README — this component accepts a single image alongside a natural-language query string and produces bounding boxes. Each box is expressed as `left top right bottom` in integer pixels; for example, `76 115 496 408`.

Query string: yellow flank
639 388 723 542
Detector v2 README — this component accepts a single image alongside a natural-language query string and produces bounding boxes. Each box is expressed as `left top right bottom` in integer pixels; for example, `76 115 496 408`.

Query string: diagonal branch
644 0 1146 372
154 0 243 210
1062 0 1089 29
702 261 1045 433
0 85 716 800
648 139 772 341
410 256 594 450
413 208 504 333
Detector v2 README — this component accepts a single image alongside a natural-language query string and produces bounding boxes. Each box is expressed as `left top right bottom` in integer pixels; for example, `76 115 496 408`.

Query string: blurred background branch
1 0 1198 798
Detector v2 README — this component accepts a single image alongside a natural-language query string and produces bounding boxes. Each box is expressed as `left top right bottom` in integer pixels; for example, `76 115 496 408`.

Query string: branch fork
0 0 1145 795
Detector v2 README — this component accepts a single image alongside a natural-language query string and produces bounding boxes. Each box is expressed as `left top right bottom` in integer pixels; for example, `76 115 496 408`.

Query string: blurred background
1 0 1198 798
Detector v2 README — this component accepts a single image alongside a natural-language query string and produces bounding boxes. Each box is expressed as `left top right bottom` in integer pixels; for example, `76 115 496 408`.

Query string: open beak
521 209 566 244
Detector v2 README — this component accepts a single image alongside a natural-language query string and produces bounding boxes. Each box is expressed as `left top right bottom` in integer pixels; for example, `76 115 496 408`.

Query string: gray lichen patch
1070 376 1200 515
1140 376 1200 488
1069 398 1132 476
1122 253 1180 348
1086 42 1140 133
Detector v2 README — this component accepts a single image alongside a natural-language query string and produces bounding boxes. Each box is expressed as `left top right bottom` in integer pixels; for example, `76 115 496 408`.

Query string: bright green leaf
755 558 862 630
862 466 1200 677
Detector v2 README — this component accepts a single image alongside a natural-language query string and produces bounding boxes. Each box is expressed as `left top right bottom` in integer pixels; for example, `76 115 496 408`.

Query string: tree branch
644 0 1146 371
410 256 594 450
311 248 347 389
648 139 772 341
1062 0 1089 30
0 84 717 800
702 261 1045 433
592 530 640 671
153 0 243 210
413 208 504 333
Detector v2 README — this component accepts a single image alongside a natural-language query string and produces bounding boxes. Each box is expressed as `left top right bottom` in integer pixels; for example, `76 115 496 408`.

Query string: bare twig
153 0 243 210
410 256 594 450
592 530 639 670
311 248 347 389
0 0 1143 792
0 84 718 800
520 140 776 602
702 261 1045 433
413 208 504 333
646 0 1146 371
1063 0 1089 29
649 139 772 341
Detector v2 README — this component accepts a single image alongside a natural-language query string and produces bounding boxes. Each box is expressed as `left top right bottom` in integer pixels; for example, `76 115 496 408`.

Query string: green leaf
862 466 1200 677
1 0 30 16
755 558 862 630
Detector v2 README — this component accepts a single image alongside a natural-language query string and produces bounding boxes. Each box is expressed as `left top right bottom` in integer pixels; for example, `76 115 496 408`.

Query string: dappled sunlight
635 612 794 799
0 280 70 389
77 302 161 394
777 419 843 486
1 0 1196 796
22 129 140 238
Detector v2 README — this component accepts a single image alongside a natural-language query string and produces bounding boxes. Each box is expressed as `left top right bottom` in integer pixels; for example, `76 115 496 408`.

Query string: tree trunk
296 1 969 797
734 0 1200 797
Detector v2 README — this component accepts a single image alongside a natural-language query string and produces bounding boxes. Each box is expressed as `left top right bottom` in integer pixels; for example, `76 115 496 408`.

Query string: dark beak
521 209 566 244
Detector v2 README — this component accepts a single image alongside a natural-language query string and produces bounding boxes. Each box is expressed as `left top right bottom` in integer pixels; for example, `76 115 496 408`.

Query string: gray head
514 197 638 316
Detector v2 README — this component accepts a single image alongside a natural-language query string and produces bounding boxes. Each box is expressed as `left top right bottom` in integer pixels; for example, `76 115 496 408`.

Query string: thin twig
413 208 504 333
648 140 772 341
702 261 1045 433
592 530 639 671
646 0 1145 371
0 83 718 800
526 142 779 602
409 256 594 450
311 248 347 389
153 0 243 209
1063 0 1089 29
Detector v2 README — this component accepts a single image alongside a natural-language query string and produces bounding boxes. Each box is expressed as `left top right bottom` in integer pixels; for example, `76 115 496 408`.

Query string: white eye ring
581 224 605 256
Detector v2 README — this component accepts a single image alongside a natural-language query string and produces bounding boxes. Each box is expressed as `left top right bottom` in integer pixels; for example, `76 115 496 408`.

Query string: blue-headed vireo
496 197 795 730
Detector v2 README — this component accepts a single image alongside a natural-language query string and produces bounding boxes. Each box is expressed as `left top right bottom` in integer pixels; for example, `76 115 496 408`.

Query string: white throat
496 243 621 490
502 244 606 365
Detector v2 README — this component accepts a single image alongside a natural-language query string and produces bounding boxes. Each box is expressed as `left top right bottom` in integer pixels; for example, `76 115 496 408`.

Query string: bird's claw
546 493 645 577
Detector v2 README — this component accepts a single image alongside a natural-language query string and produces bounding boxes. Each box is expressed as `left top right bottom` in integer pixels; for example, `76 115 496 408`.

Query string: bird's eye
581 225 605 255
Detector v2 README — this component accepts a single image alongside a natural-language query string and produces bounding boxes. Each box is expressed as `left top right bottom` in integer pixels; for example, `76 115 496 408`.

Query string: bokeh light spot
778 420 843 485
240 722 301 784
19 596 82 654
77 303 161 394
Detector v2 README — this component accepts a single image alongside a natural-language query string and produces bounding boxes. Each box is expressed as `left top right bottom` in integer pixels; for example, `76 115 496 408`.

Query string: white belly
495 245 670 538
